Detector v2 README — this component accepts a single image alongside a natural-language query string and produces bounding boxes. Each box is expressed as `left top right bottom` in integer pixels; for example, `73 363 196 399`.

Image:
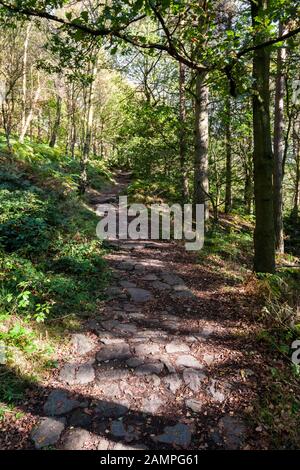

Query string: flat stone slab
59 363 95 385
99 333 125 345
101 319 121 331
142 273 159 281
218 416 246 449
127 287 153 302
165 341 190 354
183 369 207 392
152 281 172 291
207 379 226 403
106 287 125 298
163 373 182 393
134 343 160 356
31 417 66 449
126 357 145 368
119 280 137 288
62 428 92 450
175 355 203 369
111 421 140 441
135 362 164 376
160 273 183 285
97 368 131 382
118 261 136 271
69 409 92 428
96 343 131 362
96 401 129 418
71 334 94 355
44 391 80 416
114 323 138 335
185 398 203 413
154 423 192 448
141 396 165 414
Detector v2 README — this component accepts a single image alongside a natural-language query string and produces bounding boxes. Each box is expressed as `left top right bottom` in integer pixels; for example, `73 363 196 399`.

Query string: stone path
30 173 253 450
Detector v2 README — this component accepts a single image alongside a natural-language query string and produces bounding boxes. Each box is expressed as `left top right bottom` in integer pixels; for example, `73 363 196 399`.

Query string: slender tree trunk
49 89 62 147
194 71 209 222
225 95 232 213
79 60 97 194
20 23 32 141
179 62 189 202
244 168 253 215
19 75 41 143
273 22 286 253
251 0 275 273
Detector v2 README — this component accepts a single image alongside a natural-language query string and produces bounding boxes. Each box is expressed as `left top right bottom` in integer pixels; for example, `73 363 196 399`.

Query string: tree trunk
251 0 275 273
79 60 97 195
273 23 286 253
49 94 62 148
225 95 232 213
179 62 189 202
19 74 41 144
49 80 62 147
20 23 32 142
194 71 209 222
244 169 253 215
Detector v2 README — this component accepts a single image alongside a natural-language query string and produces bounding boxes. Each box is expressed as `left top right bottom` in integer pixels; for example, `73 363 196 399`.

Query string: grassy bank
0 137 112 417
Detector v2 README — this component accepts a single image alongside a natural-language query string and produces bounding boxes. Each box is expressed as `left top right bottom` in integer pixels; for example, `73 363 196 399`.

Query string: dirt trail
11 173 269 450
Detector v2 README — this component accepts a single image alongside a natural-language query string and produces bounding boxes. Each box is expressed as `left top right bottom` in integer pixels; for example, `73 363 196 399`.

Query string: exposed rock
142 273 159 281
113 442 148 450
106 287 126 298
96 401 128 418
99 333 125 345
183 369 207 392
165 341 190 354
62 428 92 450
119 280 137 288
118 261 135 271
96 368 131 382
126 357 145 368
176 355 203 369
31 417 66 449
111 421 140 441
96 343 131 362
69 409 92 429
185 398 203 413
135 362 164 376
44 391 80 416
101 319 120 331
152 281 172 291
207 379 226 403
127 287 153 302
71 334 94 356
141 396 165 414
134 343 160 356
163 373 182 393
154 423 192 448
59 363 95 385
160 273 183 285
114 323 137 335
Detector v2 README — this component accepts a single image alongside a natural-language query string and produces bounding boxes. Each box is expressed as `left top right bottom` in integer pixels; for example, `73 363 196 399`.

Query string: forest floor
0 173 296 450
